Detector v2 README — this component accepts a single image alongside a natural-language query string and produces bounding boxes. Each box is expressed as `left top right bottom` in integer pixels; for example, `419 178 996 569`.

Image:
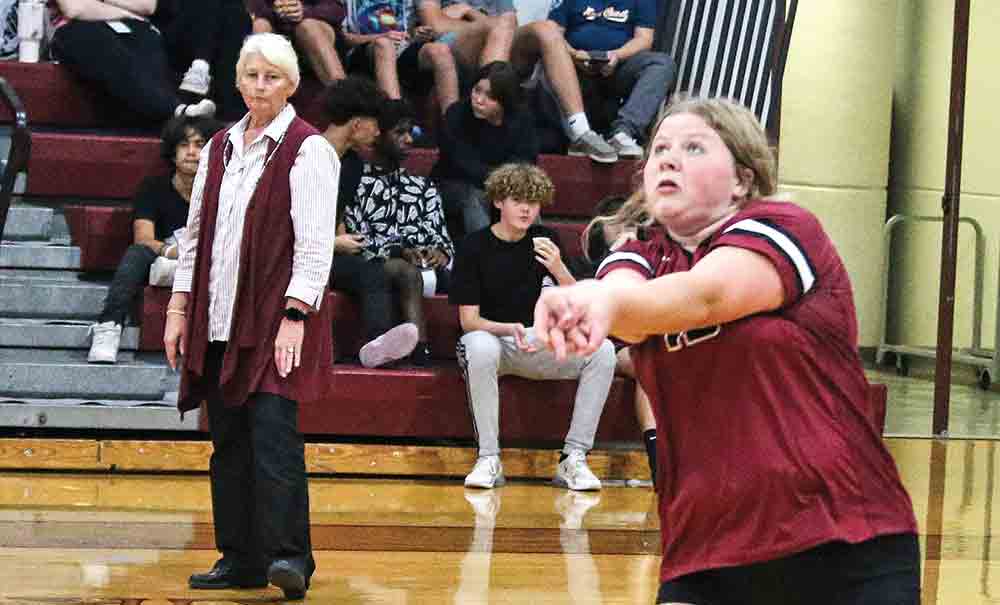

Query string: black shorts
345 40 434 95
656 533 920 605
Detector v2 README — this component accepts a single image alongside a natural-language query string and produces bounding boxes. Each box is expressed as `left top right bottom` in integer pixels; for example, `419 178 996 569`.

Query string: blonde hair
581 191 650 261
236 33 301 89
484 163 555 206
652 95 777 198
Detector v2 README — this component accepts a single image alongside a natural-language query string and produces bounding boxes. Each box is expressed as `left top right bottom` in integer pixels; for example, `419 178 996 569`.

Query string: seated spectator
248 0 347 84
153 0 251 121
450 163 615 490
511 0 674 163
88 115 223 363
431 61 538 239
341 0 459 118
321 77 421 368
416 0 515 69
577 193 658 486
48 0 217 123
344 99 455 366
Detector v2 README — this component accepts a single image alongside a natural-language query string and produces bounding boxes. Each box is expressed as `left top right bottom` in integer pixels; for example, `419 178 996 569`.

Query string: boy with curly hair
450 163 616 490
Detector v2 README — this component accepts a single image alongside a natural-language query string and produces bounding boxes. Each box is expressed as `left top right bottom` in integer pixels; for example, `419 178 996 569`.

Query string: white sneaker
555 491 601 529
88 321 122 364
609 130 644 159
464 455 505 489
568 130 618 164
178 98 217 118
553 450 601 491
359 323 419 368
179 59 211 97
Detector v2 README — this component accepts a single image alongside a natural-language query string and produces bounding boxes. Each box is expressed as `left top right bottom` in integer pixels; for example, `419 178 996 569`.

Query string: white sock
190 59 210 73
567 112 591 140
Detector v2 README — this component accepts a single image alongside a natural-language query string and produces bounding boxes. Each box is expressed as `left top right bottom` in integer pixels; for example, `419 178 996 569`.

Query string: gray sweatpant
457 328 617 457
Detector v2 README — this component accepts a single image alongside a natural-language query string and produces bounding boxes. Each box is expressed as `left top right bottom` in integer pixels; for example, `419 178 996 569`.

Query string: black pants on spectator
157 0 250 121
331 254 393 343
52 19 179 123
99 244 158 325
203 342 314 578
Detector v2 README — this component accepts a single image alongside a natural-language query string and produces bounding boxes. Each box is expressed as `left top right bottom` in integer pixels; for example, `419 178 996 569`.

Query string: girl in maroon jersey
534 97 920 605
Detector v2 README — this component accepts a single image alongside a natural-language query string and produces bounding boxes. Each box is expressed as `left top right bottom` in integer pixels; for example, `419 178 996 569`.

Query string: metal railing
0 76 31 241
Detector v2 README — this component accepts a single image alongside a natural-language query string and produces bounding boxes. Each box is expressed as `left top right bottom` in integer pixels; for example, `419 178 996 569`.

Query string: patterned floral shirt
344 163 455 262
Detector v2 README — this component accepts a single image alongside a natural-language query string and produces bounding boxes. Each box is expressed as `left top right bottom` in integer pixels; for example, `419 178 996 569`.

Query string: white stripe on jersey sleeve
596 251 654 277
723 218 816 294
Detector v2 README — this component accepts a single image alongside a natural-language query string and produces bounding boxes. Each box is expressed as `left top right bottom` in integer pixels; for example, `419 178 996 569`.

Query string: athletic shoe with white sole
359 322 419 368
553 450 601 491
464 455 505 489
568 130 618 164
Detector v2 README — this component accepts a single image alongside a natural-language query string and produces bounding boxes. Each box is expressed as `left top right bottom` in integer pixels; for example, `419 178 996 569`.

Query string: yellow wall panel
779 2 895 189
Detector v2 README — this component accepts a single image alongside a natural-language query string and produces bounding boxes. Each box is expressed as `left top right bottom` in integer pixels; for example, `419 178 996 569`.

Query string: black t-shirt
132 174 189 241
337 149 364 226
449 224 562 326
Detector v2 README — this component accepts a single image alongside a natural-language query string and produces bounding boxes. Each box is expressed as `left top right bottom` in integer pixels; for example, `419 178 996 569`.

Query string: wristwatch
283 307 309 322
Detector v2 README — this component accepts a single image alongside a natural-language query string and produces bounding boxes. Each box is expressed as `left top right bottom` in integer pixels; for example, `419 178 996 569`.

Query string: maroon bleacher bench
142 286 640 441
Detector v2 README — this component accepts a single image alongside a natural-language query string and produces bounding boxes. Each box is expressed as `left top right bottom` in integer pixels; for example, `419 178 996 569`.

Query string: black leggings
657 533 920 605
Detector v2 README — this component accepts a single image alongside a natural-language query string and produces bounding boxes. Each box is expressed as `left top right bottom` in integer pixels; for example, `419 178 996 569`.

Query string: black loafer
189 558 268 589
267 558 308 600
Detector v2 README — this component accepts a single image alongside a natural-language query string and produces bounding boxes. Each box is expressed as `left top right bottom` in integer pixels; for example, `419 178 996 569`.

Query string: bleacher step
0 319 139 350
0 277 107 318
0 359 175 400
2 207 53 241
0 243 81 270
0 398 195 431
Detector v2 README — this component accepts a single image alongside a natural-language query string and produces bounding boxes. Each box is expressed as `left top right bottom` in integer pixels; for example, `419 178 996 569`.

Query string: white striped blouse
173 103 340 342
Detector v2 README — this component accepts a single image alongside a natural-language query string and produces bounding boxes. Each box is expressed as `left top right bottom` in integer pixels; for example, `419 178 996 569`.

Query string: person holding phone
511 0 674 162
450 163 616 490
322 78 423 369
343 99 456 366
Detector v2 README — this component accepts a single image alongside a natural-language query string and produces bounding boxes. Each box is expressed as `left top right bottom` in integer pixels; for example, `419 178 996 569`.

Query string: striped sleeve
286 134 339 310
172 139 212 294
595 240 656 280
716 216 817 304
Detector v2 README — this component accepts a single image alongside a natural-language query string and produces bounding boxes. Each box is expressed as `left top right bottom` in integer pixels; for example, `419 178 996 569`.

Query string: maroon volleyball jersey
597 200 917 582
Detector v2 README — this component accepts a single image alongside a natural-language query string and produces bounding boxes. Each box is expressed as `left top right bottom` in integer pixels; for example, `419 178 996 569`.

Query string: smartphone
587 50 610 64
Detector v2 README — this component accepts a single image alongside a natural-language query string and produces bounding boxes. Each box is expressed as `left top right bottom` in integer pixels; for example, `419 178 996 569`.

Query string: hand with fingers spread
274 315 305 378
533 280 614 360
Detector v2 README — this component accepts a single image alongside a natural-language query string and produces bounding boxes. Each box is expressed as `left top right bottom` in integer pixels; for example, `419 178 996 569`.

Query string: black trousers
203 343 314 578
157 0 250 121
657 533 920 605
100 244 158 325
52 19 179 123
331 254 393 343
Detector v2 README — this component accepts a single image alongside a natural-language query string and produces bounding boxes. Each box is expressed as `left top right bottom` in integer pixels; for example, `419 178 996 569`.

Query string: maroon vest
178 117 334 411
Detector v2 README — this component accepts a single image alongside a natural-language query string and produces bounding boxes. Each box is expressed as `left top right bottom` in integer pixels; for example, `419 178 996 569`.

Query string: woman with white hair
163 32 339 601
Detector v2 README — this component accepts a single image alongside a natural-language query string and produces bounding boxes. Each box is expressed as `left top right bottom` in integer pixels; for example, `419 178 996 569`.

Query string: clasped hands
533 280 614 361
273 0 304 23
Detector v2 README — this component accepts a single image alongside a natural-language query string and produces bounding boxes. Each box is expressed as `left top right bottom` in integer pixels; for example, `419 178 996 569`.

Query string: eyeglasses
663 325 721 352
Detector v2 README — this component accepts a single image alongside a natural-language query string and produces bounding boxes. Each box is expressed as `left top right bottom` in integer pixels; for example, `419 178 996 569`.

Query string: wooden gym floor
2 368 1000 604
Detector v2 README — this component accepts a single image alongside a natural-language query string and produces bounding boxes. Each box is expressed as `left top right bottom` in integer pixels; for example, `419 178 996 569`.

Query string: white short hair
236 33 300 89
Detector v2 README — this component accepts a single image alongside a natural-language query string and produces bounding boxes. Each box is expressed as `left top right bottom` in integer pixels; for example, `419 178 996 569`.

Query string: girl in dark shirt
431 61 540 239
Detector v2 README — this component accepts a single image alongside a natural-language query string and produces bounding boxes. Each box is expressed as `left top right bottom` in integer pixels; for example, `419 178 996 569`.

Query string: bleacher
0 60 644 476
